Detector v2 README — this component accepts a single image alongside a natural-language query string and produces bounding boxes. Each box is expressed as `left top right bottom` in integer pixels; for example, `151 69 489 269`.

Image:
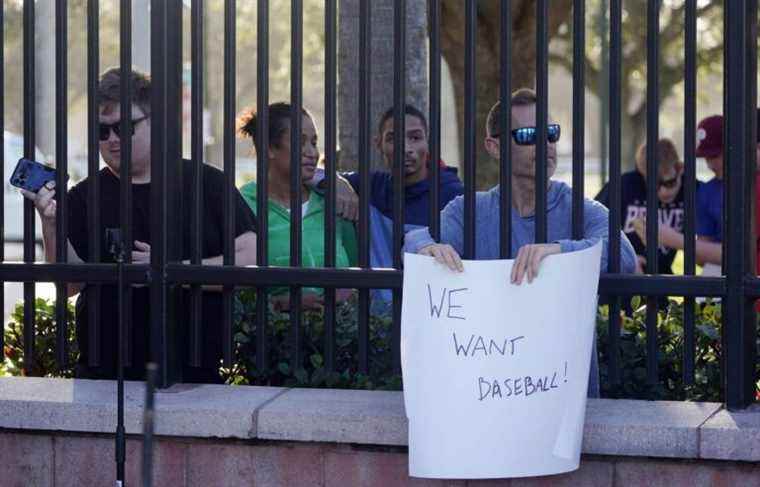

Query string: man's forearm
41 223 85 296
184 232 258 266
41 222 57 264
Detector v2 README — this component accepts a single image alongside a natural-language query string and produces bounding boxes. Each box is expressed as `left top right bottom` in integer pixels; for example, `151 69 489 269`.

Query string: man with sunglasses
595 139 685 275
22 67 258 383
404 88 636 397
406 88 636 280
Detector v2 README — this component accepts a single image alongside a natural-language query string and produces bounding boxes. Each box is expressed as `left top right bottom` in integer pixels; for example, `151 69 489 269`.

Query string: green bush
596 297 759 402
2 298 78 377
5 294 759 405
228 289 402 390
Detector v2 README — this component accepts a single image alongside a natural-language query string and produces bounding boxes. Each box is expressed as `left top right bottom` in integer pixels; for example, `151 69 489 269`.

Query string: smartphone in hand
9 158 56 192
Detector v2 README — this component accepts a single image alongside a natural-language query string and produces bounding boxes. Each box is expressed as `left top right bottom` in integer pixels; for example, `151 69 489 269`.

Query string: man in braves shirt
595 138 685 275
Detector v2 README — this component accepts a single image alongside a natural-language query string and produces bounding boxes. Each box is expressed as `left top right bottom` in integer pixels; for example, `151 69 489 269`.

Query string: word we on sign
401 244 601 479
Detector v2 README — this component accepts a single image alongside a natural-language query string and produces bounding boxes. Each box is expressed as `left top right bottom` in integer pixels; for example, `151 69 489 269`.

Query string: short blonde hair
634 138 681 177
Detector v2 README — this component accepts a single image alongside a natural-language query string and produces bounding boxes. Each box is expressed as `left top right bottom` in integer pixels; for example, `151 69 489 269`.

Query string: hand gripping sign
401 243 602 479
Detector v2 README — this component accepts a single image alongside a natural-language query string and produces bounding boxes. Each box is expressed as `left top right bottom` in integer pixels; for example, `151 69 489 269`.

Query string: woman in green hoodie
237 103 357 308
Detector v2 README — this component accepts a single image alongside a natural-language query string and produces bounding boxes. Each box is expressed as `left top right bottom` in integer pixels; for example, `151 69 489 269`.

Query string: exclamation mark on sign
564 361 568 383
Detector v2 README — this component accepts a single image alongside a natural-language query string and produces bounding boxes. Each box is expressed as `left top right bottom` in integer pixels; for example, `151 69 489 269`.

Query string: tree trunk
338 0 429 171
441 1 572 189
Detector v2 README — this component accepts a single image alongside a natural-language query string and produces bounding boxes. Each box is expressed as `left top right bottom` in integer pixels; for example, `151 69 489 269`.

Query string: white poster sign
401 243 602 479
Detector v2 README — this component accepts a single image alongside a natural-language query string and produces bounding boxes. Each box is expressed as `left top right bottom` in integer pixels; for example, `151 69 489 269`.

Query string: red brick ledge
0 377 756 462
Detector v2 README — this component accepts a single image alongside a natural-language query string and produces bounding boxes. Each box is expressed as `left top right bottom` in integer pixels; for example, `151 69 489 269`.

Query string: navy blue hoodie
343 167 464 227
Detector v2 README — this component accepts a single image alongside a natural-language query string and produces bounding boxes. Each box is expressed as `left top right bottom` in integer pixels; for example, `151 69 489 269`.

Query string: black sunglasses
499 124 561 146
658 175 679 189
99 116 149 141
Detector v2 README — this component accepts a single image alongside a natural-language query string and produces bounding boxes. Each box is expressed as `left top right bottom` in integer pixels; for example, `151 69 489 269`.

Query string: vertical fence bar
607 0 623 388
87 0 101 368
289 0 304 371
644 0 660 387
22 0 36 374
256 0 269 373
55 0 69 367
168 0 184 378
357 0 371 373
598 0 609 188
391 0 406 373
723 0 757 410
255 0 270 375
428 0 441 242
222 0 236 368
119 0 133 369
571 0 584 240
534 0 548 243
499 0 512 258
117 1 132 480
141 363 157 487
188 0 203 367
463 0 476 259
747 5 758 396
323 0 337 372
150 0 167 386
0 0 4 360
150 0 182 387
682 0 697 385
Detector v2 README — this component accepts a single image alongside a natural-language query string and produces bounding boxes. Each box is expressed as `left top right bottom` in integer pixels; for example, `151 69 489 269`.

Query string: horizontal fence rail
0 0 757 416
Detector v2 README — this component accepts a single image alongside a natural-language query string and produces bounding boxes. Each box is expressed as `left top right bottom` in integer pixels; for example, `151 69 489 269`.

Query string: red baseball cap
695 115 723 159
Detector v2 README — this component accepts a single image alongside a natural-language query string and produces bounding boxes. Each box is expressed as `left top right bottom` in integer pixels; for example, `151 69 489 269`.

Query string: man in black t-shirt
22 68 257 382
596 138 685 275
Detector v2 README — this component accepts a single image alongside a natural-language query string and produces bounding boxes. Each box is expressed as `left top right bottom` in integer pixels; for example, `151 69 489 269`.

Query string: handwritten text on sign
427 283 565 402
401 244 602 479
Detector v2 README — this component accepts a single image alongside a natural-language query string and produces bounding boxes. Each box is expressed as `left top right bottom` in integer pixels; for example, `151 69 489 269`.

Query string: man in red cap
694 115 725 253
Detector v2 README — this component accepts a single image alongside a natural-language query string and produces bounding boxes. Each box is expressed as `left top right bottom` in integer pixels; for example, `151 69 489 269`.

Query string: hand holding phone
12 159 59 223
10 158 57 193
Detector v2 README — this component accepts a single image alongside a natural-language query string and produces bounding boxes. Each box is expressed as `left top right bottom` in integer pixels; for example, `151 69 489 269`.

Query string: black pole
142 363 157 487
115 240 126 486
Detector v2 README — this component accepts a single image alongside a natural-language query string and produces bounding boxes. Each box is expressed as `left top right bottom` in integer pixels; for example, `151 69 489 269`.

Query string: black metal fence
1 0 758 411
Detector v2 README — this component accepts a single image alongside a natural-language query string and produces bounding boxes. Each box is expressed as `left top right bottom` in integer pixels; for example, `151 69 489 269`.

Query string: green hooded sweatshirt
239 181 358 290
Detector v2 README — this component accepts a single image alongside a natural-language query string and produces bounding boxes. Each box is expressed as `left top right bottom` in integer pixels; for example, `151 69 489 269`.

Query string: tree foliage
550 0 723 168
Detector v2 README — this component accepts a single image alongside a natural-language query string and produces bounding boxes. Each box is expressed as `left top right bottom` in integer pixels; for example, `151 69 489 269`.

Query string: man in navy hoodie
311 104 464 228
342 104 464 227
405 88 636 397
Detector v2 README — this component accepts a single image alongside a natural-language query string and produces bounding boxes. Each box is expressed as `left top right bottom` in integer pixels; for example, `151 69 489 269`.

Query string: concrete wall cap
699 404 760 461
0 377 754 463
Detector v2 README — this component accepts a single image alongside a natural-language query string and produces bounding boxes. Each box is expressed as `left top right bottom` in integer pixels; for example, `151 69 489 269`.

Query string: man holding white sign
401 88 636 479
404 88 637 397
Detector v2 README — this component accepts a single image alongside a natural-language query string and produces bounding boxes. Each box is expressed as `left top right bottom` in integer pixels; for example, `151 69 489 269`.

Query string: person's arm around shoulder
305 167 360 222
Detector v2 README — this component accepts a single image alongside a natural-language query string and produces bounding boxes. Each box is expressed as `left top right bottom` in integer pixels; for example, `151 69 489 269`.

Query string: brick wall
2 431 759 487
